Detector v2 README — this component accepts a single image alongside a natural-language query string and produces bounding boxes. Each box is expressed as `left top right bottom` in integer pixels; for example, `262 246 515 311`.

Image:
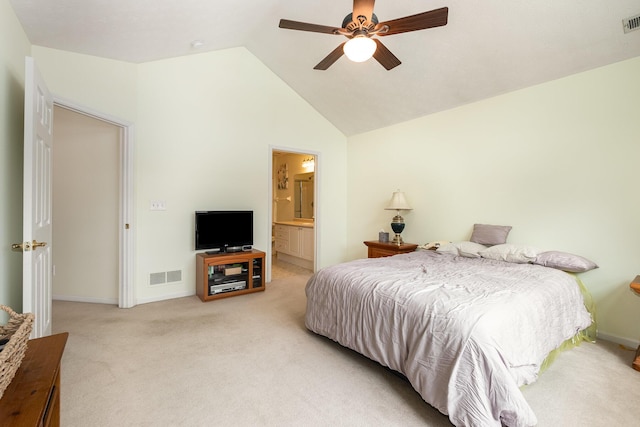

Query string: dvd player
210 281 246 295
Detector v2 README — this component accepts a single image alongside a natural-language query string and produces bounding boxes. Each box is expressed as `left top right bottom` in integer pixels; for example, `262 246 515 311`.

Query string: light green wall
134 49 346 302
30 46 347 304
347 56 640 345
0 0 31 313
31 46 138 121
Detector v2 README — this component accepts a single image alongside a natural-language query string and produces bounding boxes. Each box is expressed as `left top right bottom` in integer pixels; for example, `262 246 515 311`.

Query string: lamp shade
343 36 377 62
385 190 412 211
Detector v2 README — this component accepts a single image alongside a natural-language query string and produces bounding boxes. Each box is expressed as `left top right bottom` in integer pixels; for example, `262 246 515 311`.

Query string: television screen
195 211 253 252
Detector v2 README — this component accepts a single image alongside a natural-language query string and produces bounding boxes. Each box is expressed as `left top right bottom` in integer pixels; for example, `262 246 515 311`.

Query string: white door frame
53 97 135 308
268 146 320 282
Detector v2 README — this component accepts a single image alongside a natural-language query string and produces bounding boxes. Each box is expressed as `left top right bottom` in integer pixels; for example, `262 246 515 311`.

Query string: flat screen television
195 210 253 252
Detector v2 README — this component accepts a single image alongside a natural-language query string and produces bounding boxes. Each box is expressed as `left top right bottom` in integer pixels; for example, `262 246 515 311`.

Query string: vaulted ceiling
10 0 640 136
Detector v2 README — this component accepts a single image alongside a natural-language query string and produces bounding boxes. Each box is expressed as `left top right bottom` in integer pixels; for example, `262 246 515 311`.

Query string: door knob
11 241 31 252
32 240 47 249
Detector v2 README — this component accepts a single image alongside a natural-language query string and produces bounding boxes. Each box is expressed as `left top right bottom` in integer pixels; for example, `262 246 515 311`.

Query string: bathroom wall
273 152 312 222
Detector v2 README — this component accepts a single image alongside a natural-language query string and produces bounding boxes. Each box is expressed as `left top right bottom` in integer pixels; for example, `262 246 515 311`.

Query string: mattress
305 250 593 426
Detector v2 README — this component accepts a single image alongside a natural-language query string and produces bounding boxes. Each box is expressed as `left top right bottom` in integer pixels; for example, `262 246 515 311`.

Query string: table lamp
385 190 412 245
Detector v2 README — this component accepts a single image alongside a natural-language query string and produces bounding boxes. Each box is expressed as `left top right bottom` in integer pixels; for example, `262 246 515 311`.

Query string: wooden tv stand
196 249 265 302
0 332 68 426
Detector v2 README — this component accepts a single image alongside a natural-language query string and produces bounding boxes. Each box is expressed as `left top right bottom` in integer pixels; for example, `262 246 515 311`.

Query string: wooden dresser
0 332 68 426
630 276 640 371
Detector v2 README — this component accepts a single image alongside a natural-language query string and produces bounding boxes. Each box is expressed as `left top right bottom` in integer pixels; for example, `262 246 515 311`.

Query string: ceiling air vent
623 14 640 33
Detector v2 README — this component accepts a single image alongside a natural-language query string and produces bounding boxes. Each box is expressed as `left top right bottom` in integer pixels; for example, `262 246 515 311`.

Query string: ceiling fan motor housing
342 13 378 31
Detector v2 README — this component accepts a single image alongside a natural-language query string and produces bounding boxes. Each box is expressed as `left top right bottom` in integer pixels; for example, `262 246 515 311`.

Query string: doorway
52 106 119 302
270 149 318 280
51 100 134 308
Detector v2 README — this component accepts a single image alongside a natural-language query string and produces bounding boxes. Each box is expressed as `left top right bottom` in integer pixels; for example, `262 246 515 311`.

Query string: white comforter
305 250 592 427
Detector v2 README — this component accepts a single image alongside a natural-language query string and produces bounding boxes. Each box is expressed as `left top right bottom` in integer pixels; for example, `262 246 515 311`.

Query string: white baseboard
597 331 639 349
53 291 196 307
135 290 195 306
53 295 118 305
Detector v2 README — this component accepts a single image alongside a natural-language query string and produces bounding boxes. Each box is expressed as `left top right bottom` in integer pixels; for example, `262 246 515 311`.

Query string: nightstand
364 241 418 258
630 275 640 371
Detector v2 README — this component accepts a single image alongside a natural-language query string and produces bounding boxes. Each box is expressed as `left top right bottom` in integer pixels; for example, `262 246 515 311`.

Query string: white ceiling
10 0 640 136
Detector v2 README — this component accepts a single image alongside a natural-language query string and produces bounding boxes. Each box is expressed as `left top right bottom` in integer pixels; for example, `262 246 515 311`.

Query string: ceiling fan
278 0 448 70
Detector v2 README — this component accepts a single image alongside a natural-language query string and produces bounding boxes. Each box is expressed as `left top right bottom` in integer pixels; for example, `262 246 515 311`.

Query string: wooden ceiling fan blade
353 0 376 24
373 39 401 70
377 7 448 36
314 43 346 70
279 19 342 35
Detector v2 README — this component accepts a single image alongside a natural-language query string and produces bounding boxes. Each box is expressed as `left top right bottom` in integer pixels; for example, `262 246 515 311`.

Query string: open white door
22 57 54 338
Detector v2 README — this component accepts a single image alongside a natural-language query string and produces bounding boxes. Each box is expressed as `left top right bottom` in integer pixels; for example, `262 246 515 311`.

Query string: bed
305 249 593 427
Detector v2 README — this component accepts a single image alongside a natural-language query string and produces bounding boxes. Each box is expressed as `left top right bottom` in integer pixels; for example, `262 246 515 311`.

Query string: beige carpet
53 261 640 426
270 256 313 279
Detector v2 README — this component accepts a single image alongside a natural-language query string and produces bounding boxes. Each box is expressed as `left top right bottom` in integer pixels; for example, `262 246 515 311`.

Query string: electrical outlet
150 200 166 211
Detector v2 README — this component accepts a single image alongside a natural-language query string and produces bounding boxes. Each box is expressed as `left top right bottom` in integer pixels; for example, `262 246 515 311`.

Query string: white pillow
437 241 488 258
436 242 459 256
456 241 488 258
479 244 540 264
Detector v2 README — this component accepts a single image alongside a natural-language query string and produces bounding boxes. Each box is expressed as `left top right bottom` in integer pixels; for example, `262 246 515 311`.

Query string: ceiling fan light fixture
343 36 376 62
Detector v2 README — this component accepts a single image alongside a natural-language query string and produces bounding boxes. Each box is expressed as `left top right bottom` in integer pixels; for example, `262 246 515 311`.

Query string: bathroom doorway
270 149 317 280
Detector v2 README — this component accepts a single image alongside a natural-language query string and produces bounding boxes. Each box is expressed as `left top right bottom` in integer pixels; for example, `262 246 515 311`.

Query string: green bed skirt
539 273 597 374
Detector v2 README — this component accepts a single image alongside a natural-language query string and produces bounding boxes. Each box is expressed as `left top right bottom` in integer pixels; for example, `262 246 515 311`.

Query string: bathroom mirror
293 172 314 220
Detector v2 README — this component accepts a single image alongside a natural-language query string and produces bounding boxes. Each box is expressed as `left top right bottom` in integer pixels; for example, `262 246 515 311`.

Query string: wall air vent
623 14 640 33
167 270 182 283
150 272 166 285
150 270 183 285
